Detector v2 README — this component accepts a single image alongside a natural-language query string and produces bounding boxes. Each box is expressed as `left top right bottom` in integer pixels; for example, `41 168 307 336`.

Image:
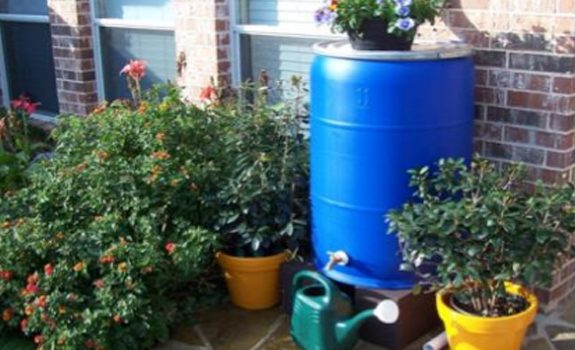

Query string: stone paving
154 296 575 350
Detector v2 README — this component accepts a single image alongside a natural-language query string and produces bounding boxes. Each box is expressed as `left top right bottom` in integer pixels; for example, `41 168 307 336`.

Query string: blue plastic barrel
310 41 475 289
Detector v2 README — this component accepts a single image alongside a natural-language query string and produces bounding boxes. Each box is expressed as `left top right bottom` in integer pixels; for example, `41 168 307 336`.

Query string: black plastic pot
347 19 415 51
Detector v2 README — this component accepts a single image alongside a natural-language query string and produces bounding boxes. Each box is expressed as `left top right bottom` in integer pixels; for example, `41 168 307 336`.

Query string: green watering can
290 271 399 350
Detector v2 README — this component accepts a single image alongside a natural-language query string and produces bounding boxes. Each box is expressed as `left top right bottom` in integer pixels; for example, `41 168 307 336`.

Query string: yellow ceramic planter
216 251 288 310
436 283 538 350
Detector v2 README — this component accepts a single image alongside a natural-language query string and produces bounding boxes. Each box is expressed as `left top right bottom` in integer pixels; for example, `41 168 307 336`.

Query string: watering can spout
336 299 400 346
335 309 375 345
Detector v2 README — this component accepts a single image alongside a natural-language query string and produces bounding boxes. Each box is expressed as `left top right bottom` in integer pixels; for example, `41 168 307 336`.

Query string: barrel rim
313 40 473 61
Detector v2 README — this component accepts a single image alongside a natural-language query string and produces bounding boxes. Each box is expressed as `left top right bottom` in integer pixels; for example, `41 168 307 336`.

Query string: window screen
100 28 176 101
241 35 316 83
239 0 320 26
96 0 174 23
2 22 59 114
0 0 49 15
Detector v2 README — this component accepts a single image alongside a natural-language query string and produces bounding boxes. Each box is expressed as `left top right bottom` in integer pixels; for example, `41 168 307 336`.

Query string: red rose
165 242 176 255
120 60 146 81
36 295 47 308
199 86 217 101
0 270 13 281
27 272 39 285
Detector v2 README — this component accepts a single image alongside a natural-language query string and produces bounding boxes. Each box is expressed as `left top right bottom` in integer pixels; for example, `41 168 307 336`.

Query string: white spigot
325 251 349 271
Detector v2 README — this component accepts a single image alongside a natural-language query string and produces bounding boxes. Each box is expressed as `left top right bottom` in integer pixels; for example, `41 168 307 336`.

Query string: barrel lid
313 40 473 61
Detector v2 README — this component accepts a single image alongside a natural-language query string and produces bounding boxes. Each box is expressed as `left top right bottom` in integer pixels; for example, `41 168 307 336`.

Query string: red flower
0 270 13 281
113 314 123 324
199 86 217 101
44 263 53 277
99 255 115 264
120 60 146 81
10 95 39 115
165 242 176 255
34 335 43 344
20 318 28 332
26 283 38 294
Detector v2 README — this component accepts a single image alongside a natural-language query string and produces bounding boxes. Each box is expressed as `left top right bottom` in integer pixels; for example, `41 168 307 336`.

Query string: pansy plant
315 0 445 37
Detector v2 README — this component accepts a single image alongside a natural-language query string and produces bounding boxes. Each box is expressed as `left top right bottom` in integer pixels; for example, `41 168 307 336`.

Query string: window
231 0 341 84
0 0 59 115
91 0 176 101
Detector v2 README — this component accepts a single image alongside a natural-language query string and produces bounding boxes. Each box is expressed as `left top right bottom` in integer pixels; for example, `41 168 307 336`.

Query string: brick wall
174 0 231 102
47 0 97 115
418 0 575 309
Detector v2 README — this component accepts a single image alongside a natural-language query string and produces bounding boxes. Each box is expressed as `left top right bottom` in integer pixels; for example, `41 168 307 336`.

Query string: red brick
536 131 575 149
504 126 531 143
553 77 575 94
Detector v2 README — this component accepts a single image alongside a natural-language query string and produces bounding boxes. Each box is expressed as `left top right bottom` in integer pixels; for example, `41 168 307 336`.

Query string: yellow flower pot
436 283 538 350
216 251 288 310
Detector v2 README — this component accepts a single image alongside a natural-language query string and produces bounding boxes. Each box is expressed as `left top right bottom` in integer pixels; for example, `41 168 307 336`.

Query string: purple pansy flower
314 7 336 25
396 18 415 31
395 5 410 17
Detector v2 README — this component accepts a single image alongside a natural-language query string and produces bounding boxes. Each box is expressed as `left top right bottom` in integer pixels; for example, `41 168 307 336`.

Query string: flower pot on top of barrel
387 157 575 350
213 77 309 310
315 0 446 51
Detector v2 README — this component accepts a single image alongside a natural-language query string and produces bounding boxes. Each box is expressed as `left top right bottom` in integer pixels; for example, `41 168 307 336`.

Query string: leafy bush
211 77 310 257
387 157 575 317
0 87 222 349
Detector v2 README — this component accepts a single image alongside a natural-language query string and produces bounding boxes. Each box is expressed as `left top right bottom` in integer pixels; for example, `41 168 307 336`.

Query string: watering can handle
293 271 335 304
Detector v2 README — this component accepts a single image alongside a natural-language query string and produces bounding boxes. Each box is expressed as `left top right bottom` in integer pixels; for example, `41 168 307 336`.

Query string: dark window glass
0 0 49 15
100 28 176 100
2 22 59 114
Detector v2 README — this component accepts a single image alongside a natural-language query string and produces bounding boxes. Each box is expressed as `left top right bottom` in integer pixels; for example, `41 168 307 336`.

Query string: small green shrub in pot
0 83 223 349
212 76 310 257
387 157 575 317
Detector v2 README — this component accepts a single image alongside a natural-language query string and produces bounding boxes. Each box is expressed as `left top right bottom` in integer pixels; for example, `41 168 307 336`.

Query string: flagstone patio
155 296 575 350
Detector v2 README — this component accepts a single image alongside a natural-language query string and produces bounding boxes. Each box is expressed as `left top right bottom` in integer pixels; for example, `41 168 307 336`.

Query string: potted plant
211 76 310 310
387 157 575 350
315 0 446 50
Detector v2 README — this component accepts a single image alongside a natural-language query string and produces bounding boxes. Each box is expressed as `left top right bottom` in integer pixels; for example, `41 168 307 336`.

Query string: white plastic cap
374 300 400 324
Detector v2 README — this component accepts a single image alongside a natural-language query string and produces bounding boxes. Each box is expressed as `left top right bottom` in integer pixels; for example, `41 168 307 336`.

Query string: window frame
0 13 56 122
229 0 342 85
89 0 176 101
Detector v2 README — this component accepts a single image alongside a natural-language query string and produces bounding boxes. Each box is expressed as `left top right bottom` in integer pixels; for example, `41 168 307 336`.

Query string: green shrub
211 77 310 257
387 157 575 317
0 86 222 349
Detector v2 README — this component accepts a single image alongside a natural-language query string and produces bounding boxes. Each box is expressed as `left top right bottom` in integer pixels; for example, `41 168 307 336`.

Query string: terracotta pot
216 251 288 310
436 282 538 350
347 19 415 51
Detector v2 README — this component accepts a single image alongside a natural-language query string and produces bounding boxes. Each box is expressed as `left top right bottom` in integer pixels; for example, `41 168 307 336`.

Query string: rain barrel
310 41 475 289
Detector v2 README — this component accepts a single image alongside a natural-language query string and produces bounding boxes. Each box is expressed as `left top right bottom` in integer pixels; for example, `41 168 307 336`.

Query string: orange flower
24 305 34 316
27 272 39 285
2 308 13 322
155 133 166 142
75 161 88 172
152 151 171 160
36 295 48 308
73 261 85 272
96 151 110 161
137 102 148 114
99 255 115 264
113 314 123 324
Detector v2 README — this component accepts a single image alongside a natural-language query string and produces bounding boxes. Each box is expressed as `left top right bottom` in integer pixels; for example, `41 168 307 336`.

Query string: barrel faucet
325 251 349 271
